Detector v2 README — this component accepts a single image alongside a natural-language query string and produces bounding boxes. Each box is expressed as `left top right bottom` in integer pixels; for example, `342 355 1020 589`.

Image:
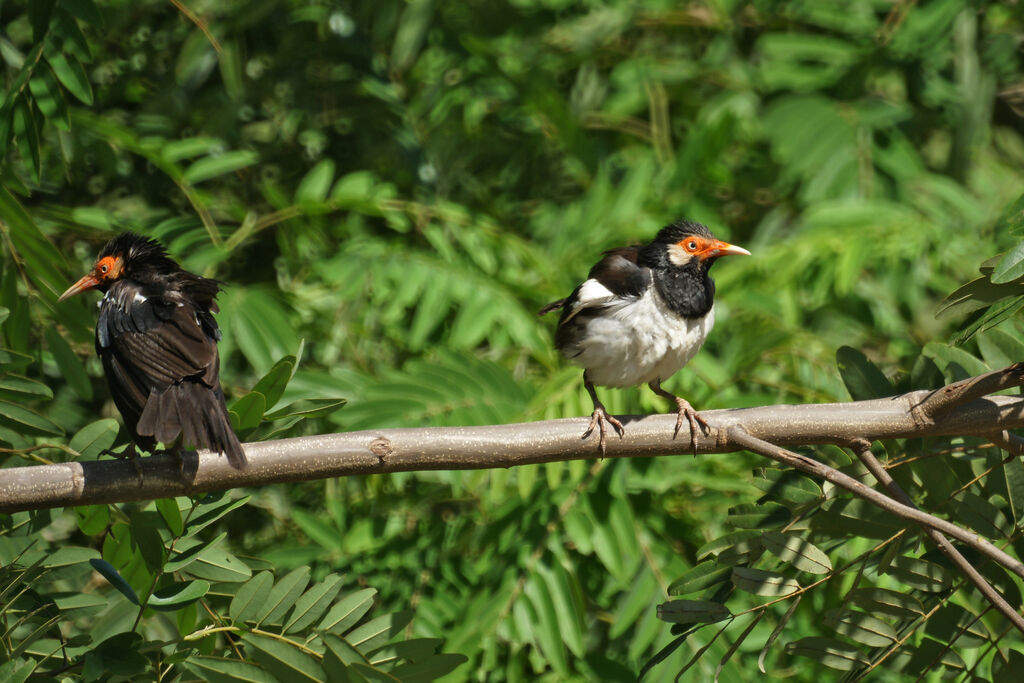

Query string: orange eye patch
95 256 124 280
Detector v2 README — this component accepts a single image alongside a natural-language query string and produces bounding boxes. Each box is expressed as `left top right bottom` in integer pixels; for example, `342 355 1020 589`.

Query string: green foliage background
2 0 1024 680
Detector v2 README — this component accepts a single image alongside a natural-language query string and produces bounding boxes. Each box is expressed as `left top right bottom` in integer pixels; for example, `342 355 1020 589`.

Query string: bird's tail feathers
137 383 248 469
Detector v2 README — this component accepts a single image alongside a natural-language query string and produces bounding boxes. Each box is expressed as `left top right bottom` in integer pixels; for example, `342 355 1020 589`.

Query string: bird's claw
671 398 710 456
582 405 625 456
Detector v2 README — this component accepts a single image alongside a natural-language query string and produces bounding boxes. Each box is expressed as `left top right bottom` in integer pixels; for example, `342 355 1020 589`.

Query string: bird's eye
687 240 698 251
100 264 109 274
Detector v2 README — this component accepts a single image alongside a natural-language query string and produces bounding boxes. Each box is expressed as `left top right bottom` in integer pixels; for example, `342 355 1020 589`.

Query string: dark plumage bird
540 220 750 454
59 233 247 469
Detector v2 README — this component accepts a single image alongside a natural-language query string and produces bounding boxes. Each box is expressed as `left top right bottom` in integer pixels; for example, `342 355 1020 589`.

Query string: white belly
565 290 714 388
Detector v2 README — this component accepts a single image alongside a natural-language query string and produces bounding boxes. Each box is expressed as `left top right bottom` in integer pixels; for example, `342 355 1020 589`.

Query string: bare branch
849 439 1024 635
727 428 1024 581
2 369 1024 514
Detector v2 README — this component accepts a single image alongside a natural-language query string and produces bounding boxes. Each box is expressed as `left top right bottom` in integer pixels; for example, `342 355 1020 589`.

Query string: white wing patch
133 292 148 304
564 279 617 322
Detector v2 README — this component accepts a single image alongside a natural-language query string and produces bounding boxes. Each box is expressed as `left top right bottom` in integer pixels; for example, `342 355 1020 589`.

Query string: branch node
369 437 393 463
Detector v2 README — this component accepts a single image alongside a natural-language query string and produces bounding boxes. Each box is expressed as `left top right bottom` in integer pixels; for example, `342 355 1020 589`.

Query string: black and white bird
540 220 750 454
58 233 247 469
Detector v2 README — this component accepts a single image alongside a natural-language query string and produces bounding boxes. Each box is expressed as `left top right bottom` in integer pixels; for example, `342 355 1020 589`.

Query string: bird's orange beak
58 273 100 302
699 239 751 260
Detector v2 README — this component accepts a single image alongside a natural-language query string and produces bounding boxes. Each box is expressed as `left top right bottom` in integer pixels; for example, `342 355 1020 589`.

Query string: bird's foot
582 405 625 456
671 398 710 456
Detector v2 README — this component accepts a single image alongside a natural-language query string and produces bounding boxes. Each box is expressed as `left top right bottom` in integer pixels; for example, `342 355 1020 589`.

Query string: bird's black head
639 219 750 271
58 232 180 301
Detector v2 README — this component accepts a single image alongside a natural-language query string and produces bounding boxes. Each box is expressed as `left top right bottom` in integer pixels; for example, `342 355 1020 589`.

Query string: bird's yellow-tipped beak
58 273 100 302
701 240 751 260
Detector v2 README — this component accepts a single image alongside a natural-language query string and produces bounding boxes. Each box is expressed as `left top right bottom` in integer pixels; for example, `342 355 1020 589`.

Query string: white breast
565 286 714 388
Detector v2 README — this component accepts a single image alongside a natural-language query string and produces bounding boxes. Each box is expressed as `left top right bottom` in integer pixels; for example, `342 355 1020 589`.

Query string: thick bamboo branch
849 439 1024 634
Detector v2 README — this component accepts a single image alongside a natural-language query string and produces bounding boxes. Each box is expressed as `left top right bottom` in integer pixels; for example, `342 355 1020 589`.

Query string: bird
58 232 247 469
540 219 750 455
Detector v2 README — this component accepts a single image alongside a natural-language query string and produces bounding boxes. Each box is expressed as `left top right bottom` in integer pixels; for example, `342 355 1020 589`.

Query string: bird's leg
648 379 709 455
581 373 624 456
99 442 144 485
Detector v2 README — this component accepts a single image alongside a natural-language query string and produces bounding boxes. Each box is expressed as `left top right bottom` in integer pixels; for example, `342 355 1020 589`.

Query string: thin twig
848 438 1024 635
728 428 1024 581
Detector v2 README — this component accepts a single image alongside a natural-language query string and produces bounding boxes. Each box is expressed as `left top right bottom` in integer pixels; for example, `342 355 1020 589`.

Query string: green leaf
731 567 800 597
184 656 277 683
186 494 251 535
785 636 870 671
44 327 92 399
763 532 832 574
13 96 41 182
68 419 119 459
164 533 225 572
0 659 35 683
229 391 265 432
241 633 323 683
726 502 792 529
976 328 1024 369
183 150 259 184
47 50 93 105
318 587 377 634
751 468 823 505
697 530 765 566
884 555 951 592
42 545 99 567
390 653 469 682
0 399 63 436
182 545 252 583
296 159 335 203
284 573 345 634
0 374 53 400
256 566 311 627
148 580 210 611
922 342 990 378
667 561 733 596
89 559 139 604
822 608 897 647
1004 456 1024 528
656 599 730 625
846 587 925 620
347 609 413 652
836 346 892 400
249 354 296 411
926 604 989 649
293 508 342 552
264 397 347 421
230 571 275 623
75 504 109 535
323 633 369 671
535 561 585 658
992 240 1024 284
155 498 184 536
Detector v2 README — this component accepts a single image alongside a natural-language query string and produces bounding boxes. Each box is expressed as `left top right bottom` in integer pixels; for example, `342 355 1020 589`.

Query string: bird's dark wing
539 246 651 318
586 247 650 297
100 293 219 390
559 247 652 323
